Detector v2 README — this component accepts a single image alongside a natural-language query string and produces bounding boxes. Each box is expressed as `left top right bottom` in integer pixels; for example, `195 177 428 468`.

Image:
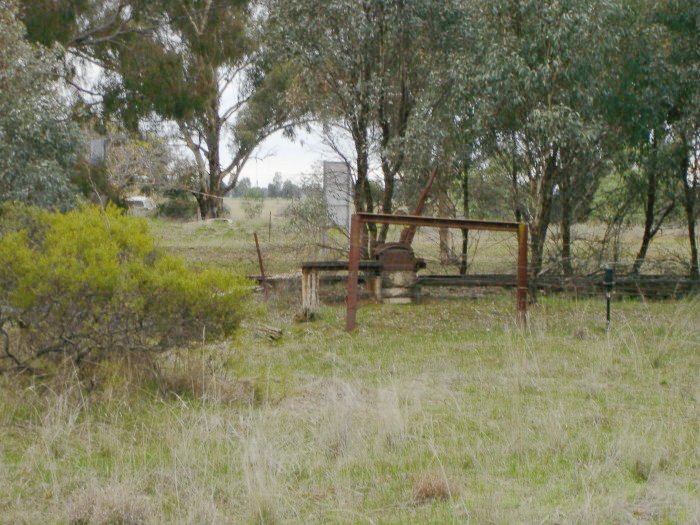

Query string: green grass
1 212 698 523
1 293 698 523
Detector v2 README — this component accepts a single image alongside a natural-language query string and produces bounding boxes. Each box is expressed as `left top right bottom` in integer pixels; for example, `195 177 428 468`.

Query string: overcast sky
234 126 328 186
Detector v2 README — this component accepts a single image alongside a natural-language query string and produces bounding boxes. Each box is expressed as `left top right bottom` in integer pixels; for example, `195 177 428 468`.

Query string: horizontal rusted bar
355 213 520 232
302 260 382 271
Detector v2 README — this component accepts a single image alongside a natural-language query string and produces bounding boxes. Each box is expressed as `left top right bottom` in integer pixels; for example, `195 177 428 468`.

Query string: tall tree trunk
631 138 677 275
197 99 224 220
197 193 223 220
679 132 699 278
529 146 558 281
378 160 394 243
632 178 656 275
194 160 224 220
437 185 452 264
560 168 573 276
685 192 699 279
511 133 522 222
363 175 377 251
351 120 375 255
632 136 658 275
460 165 469 275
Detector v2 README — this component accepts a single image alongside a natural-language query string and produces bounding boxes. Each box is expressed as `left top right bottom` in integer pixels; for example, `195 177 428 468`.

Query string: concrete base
381 287 413 299
382 297 414 305
382 271 417 288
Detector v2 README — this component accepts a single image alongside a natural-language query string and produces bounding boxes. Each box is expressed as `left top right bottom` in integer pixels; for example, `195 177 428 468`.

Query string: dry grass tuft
376 387 405 448
241 423 283 524
158 363 208 399
66 482 151 525
317 381 362 459
158 356 257 404
631 458 653 482
412 472 455 503
572 326 590 340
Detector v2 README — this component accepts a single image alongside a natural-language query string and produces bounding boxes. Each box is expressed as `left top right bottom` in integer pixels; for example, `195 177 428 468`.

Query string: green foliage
70 161 127 208
19 0 93 47
86 0 293 218
268 0 454 221
157 192 198 220
0 2 82 209
283 192 331 243
0 204 250 373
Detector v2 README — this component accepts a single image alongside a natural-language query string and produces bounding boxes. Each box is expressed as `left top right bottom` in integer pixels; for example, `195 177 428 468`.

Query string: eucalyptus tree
470 0 612 278
267 0 376 229
20 0 294 219
0 2 82 208
19 0 133 48
655 0 700 277
601 0 693 275
267 0 459 245
93 1 295 218
393 2 481 269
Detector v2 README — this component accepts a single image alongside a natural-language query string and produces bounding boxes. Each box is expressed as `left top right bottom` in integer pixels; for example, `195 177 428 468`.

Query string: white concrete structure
323 161 352 232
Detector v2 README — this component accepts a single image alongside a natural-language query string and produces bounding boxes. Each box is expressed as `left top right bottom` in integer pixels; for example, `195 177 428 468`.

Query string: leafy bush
71 161 128 209
157 191 198 219
0 204 250 373
241 188 265 219
283 192 332 242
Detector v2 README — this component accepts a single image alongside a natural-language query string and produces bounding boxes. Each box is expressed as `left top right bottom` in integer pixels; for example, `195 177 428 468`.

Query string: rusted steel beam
517 223 528 325
345 214 362 331
400 165 440 245
302 260 382 272
356 213 520 233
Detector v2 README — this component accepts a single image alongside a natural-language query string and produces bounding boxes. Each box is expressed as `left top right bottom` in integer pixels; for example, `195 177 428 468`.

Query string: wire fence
311 222 699 299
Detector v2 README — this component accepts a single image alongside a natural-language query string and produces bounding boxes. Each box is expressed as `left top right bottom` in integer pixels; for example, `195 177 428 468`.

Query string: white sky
235 126 329 186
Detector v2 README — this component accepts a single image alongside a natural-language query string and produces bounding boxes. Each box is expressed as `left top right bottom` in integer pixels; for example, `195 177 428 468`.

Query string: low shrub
0 204 250 374
283 192 332 243
412 472 455 503
157 194 198 219
241 188 265 219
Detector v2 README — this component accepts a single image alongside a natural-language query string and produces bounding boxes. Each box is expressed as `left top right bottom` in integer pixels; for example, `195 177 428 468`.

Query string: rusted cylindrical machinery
374 243 424 304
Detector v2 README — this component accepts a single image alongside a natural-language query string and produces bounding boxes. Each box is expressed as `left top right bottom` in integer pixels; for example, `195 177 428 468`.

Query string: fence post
345 214 362 331
517 223 528 325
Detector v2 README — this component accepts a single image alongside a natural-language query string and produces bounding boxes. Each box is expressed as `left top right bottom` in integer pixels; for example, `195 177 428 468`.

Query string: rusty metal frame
346 213 528 331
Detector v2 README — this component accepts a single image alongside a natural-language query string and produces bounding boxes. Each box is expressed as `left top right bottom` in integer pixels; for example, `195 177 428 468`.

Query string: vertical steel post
345 214 362 331
604 265 614 332
254 232 268 300
517 223 528 325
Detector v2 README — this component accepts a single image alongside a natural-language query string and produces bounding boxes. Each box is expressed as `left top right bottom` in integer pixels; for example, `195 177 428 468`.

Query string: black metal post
604 265 615 332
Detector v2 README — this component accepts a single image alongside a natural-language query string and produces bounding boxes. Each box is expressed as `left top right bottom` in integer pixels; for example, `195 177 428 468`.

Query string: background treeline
2 0 698 277
231 175 303 199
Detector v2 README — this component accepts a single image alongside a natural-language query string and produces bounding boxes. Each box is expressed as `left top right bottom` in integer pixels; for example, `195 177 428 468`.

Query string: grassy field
1 211 698 524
